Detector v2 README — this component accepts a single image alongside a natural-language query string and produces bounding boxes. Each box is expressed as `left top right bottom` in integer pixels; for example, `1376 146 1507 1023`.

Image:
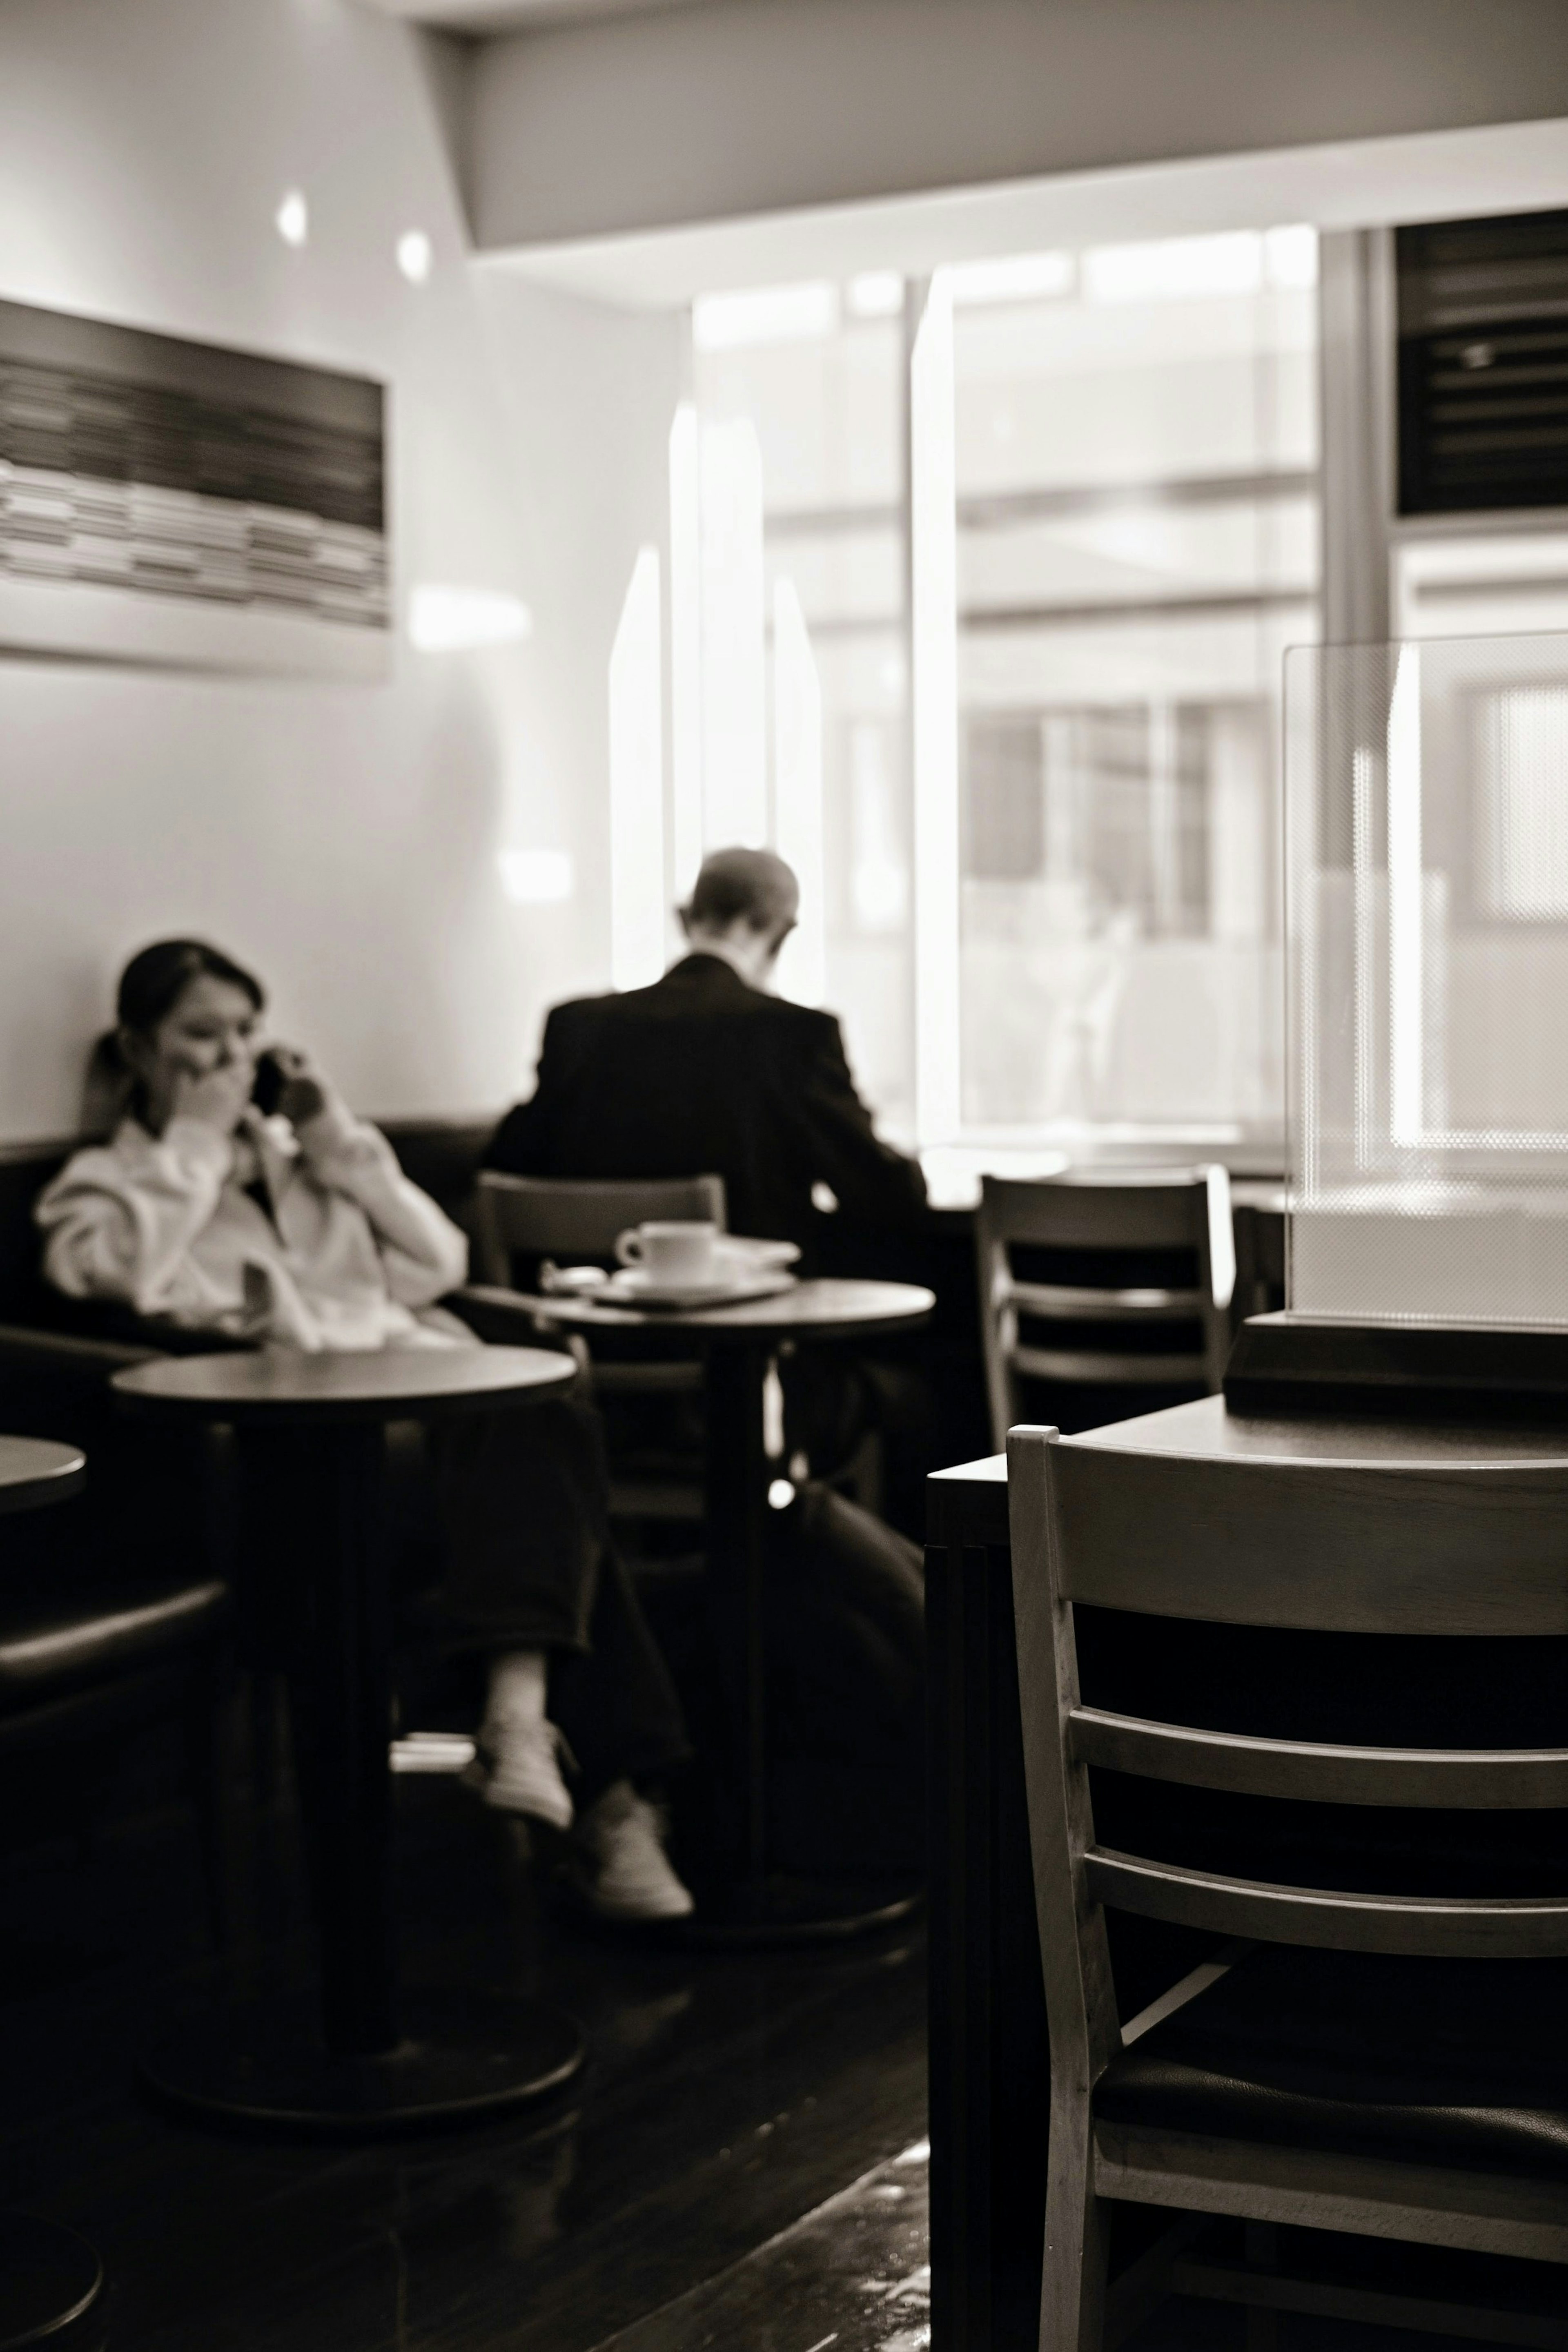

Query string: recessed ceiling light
274 190 308 249
396 230 432 285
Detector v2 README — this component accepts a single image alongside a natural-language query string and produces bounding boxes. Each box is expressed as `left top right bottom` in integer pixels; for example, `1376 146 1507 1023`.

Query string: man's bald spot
684 848 800 937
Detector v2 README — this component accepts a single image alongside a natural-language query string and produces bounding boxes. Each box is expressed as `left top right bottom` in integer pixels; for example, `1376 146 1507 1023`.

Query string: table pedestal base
0 2214 103 2350
679 1875 923 1949
140 1989 584 2136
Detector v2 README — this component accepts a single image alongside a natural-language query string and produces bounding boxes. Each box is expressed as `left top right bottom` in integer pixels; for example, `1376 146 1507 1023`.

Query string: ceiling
358 0 722 31
476 116 1568 305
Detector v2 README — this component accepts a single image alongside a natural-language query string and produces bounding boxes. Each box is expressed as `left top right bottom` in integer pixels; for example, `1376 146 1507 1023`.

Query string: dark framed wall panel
0 298 388 676
1397 210 1568 518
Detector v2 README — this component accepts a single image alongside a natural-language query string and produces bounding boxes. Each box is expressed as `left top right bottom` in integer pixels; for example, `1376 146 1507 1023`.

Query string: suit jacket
487 955 927 1252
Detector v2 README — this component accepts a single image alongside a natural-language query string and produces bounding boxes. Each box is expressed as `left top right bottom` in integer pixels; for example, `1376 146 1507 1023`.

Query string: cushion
1097 1943 1568 2180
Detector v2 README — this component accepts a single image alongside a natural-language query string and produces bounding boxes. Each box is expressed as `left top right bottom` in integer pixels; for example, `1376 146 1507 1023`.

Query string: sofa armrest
0 1320 165 1375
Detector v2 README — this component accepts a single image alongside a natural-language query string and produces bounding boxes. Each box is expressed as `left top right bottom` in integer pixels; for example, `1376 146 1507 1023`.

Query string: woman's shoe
463 1717 575 1830
570 1781 694 1921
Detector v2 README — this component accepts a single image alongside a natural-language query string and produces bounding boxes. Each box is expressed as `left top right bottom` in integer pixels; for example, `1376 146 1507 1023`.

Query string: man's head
678 848 799 989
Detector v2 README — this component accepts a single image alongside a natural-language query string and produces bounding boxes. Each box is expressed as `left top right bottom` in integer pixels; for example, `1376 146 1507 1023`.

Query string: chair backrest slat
978 1173 1231 1453
1053 1438 1568 1638
474 1171 727 1284
1011 1281 1204 1322
1085 1850 1568 1960
1016 1345 1214 1389
1070 1704 1568 1809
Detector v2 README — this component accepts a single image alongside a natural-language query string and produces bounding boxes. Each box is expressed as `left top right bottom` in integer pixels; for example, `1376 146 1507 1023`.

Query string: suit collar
665 952 759 997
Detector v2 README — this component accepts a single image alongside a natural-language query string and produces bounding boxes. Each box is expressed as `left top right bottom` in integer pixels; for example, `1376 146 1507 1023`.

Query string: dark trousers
413 1397 689 1802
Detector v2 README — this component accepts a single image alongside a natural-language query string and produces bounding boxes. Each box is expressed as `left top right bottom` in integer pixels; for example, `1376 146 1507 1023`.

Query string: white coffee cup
614 1220 717 1284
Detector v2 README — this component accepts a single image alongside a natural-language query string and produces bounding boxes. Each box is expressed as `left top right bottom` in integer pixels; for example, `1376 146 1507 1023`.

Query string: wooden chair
976 1171 1234 1451
471 1171 727 1530
1007 1417 1568 2351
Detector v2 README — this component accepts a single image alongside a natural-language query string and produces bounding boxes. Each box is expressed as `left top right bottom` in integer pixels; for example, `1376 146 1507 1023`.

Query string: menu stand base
0 2214 103 2350
139 1989 584 2137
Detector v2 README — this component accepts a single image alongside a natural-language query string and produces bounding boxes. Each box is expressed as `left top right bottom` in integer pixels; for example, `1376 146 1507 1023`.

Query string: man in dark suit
488 847 928 1257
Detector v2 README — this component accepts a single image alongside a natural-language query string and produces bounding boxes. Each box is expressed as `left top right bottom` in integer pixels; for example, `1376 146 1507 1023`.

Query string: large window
680 228 1321 1146
952 230 1318 1140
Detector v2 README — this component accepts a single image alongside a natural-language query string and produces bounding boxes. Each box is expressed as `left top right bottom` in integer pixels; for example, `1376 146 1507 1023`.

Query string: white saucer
719 1237 800 1271
602 1267 798 1311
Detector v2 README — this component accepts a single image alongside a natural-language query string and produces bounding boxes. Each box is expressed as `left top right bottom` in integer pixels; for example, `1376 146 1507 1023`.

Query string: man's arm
486 1007 571 1174
788 1012 928 1228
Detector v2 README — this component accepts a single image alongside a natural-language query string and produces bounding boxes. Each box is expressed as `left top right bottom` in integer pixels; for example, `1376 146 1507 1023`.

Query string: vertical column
609 546 666 990
668 398 704 904
772 576 826 1007
1319 226 1396 654
699 417 768 849
907 273 961 1146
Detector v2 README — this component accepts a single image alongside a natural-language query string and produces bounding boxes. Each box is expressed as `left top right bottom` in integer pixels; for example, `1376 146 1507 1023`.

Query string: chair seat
1097 1943 1568 2180
0 1578 229 1703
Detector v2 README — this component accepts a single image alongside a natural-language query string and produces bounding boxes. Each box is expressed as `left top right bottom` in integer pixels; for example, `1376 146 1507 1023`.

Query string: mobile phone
251 1050 287 1117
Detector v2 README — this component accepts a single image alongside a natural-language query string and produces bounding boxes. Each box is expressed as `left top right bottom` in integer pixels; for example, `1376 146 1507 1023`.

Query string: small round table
523 1278 935 1942
111 1344 584 2134
0 1438 104 2351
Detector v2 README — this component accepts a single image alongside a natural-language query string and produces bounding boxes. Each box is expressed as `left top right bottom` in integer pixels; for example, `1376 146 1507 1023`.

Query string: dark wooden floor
0 1743 927 2352
8 1745 1544 2352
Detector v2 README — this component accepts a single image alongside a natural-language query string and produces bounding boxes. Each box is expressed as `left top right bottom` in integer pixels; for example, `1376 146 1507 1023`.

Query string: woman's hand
170 1057 254 1137
265 1045 338 1131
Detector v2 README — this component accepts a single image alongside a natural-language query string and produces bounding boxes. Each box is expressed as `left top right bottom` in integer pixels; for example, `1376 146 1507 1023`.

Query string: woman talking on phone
36 937 694 1923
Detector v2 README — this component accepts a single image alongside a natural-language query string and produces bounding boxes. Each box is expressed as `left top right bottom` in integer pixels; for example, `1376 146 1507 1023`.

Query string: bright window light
693 281 838 352
849 722 907 933
274 189 308 249
1265 225 1318 288
909 272 961 1146
699 418 767 848
498 849 573 905
948 250 1074 307
396 230 433 285
772 577 826 1009
1478 685 1568 919
668 403 704 902
608 547 666 992
1386 646 1425 1147
1084 231 1265 305
408 585 533 652
847 270 904 320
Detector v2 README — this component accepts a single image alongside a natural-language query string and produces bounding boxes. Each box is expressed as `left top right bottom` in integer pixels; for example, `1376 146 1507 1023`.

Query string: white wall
471 0 1568 252
0 0 679 1141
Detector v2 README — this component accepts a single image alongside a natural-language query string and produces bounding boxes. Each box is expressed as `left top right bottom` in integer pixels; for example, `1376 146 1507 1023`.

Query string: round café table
111 1344 584 2134
0 1438 104 2350
520 1277 935 1943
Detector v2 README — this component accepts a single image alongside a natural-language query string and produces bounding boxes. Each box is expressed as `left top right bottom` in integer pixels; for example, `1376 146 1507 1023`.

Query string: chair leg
1040 2093 1111 2352
1243 2222 1279 2352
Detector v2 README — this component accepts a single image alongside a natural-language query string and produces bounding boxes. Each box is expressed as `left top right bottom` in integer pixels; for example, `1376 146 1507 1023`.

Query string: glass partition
1285 629 1568 1323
